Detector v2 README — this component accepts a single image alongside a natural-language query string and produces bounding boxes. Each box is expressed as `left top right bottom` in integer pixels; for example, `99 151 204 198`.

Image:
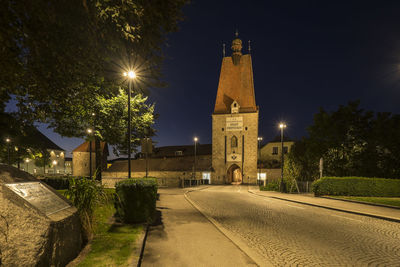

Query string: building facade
212 34 259 184
72 141 109 177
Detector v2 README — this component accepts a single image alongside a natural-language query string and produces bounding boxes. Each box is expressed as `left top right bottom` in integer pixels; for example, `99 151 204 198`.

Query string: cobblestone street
187 186 400 266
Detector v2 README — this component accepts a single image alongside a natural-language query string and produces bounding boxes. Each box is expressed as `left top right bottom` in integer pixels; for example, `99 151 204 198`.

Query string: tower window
231 136 238 148
222 128 224 131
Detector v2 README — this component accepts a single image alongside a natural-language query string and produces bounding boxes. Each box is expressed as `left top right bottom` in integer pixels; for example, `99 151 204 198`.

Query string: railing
181 179 209 188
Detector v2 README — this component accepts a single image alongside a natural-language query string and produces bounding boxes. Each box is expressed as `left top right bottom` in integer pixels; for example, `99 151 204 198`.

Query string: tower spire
231 31 242 65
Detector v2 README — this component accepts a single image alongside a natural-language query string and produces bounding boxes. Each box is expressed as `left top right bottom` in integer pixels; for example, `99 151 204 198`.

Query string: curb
320 196 400 210
135 224 149 267
248 190 400 223
184 189 267 267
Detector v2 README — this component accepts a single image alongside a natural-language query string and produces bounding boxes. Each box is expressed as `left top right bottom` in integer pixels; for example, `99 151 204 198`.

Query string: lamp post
6 138 10 165
257 137 262 183
25 158 30 173
123 70 137 179
87 128 93 179
194 137 198 181
52 160 57 175
279 123 287 192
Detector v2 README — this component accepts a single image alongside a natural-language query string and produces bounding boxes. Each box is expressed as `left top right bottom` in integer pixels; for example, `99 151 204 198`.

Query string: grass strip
333 196 400 207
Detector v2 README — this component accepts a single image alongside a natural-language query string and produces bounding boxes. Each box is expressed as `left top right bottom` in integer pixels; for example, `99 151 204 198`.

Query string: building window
231 136 238 148
175 151 183 156
283 146 288 154
202 172 211 180
272 147 278 155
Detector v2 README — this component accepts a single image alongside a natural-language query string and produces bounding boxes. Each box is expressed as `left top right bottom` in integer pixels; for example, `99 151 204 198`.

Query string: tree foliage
0 0 187 156
285 101 400 181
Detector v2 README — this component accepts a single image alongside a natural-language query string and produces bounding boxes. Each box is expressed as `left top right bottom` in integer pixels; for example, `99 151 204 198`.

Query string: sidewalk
140 188 257 267
248 186 400 223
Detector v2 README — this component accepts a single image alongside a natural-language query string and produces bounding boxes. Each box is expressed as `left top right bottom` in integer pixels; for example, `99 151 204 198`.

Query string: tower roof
214 34 257 114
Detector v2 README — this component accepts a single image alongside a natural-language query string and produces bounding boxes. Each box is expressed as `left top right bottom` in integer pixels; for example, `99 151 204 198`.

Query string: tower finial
223 43 226 57
248 40 251 53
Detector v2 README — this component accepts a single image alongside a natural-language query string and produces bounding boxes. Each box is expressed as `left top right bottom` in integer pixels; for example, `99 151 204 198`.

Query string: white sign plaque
226 117 243 131
5 182 71 216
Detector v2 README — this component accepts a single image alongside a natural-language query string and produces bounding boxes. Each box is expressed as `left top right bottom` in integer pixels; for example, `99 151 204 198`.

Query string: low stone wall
102 171 204 188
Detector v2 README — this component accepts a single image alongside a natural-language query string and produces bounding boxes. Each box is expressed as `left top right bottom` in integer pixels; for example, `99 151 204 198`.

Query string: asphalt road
187 185 400 266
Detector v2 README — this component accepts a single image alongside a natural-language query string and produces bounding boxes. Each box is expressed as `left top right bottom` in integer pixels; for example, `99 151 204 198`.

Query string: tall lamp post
257 137 263 183
52 160 57 175
123 70 137 179
87 128 93 179
279 123 287 192
194 137 198 180
5 138 10 165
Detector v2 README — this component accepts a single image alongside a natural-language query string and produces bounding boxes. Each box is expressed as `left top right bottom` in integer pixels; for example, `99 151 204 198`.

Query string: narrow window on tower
231 136 238 148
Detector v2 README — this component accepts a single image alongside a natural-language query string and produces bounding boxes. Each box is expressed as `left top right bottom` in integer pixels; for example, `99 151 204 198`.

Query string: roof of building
107 155 212 172
72 141 109 156
150 144 212 158
25 127 64 151
213 35 257 114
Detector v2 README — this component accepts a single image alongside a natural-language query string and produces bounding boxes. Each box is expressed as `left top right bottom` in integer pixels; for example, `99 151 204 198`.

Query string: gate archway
226 164 242 184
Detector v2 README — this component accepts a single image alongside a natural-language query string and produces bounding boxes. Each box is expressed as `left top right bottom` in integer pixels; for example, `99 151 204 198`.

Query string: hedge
312 177 400 197
260 182 279 192
114 178 158 223
40 177 71 190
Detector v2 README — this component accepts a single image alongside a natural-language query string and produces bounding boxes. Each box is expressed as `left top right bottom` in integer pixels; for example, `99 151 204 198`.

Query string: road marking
330 214 362 222
285 204 305 209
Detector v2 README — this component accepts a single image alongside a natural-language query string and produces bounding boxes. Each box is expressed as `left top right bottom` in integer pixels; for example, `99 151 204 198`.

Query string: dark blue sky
10 0 400 157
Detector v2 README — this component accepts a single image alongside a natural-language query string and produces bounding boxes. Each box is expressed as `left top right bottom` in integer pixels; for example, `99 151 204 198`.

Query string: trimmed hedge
312 177 400 197
114 178 158 223
40 177 71 190
260 182 279 192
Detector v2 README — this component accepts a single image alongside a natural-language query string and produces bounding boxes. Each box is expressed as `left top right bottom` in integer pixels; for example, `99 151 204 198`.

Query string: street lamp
123 70 137 178
194 137 198 181
257 137 263 183
5 138 10 165
279 123 287 192
25 158 30 173
87 128 93 179
52 160 57 175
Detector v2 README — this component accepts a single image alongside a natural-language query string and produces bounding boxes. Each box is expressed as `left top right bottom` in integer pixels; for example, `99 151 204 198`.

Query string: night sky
9 1 400 157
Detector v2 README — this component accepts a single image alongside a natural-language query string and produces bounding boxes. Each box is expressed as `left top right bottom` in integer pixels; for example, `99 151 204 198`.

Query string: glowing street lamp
5 138 11 165
52 160 58 175
279 123 287 192
194 137 198 180
25 158 30 173
87 128 93 179
123 70 137 178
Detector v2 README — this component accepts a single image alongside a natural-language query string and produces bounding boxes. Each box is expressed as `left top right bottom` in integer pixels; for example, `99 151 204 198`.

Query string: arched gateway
226 164 242 184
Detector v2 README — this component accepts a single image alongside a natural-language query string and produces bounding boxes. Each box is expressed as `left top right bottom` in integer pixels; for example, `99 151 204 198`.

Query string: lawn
333 196 400 208
57 189 143 266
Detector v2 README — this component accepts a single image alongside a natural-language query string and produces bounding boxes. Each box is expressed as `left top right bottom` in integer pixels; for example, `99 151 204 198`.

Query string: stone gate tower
212 33 258 184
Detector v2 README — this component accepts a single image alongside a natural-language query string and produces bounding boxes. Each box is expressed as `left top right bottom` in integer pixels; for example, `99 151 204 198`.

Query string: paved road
187 185 400 266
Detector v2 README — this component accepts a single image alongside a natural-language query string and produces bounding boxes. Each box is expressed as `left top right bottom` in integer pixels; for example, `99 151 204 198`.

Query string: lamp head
87 128 93 134
124 70 136 79
258 137 263 141
279 123 287 129
194 137 198 142
52 160 57 165
25 158 29 163
6 138 10 143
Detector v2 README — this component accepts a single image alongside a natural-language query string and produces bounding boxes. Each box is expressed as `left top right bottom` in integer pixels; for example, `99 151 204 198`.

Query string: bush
312 177 400 197
114 178 158 223
65 177 107 241
260 181 280 191
40 177 71 190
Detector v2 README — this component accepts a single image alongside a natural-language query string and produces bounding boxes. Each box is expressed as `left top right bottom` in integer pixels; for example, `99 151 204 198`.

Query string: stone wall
102 171 204 188
212 111 259 184
72 152 97 177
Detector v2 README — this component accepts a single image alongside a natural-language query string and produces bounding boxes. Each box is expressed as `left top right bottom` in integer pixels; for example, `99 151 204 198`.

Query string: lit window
202 172 211 180
175 151 183 156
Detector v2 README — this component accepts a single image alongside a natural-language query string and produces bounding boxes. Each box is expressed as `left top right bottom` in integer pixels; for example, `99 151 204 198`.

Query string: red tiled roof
72 141 109 156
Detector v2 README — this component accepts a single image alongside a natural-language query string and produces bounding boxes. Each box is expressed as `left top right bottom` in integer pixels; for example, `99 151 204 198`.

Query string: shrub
40 177 71 190
260 181 280 191
312 177 400 197
65 177 107 241
114 178 158 223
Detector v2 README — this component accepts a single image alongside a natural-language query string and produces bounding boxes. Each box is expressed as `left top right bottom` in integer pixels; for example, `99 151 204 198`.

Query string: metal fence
181 179 209 188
